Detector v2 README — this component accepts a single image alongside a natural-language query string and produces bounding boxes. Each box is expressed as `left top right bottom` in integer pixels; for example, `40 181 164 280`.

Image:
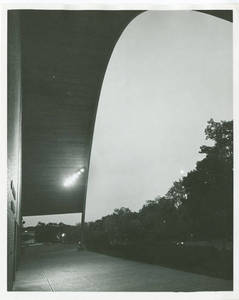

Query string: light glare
63 168 85 187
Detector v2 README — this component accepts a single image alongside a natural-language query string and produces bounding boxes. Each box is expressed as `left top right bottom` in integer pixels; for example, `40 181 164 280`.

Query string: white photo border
1 1 238 299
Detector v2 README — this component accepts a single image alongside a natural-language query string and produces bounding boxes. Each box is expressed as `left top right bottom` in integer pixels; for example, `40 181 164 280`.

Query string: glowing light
63 168 86 187
180 170 185 175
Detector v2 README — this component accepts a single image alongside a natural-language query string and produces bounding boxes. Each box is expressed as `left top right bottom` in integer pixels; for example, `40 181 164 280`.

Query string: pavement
13 243 233 292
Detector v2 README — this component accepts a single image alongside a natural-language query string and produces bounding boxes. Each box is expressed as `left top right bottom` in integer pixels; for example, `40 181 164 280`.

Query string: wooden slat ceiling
18 10 232 216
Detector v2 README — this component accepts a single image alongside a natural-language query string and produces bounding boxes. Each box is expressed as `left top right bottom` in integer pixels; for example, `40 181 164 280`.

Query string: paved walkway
14 244 233 292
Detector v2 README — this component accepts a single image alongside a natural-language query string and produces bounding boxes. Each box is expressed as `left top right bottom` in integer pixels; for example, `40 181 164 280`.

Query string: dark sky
24 10 232 226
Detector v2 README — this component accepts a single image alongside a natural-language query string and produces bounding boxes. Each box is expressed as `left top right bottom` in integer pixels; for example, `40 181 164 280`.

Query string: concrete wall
7 11 22 291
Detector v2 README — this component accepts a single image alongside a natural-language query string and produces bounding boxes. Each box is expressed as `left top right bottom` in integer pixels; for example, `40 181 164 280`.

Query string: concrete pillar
7 11 22 290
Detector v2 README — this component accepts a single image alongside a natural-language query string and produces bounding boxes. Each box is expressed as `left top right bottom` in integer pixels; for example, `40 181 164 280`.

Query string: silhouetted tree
85 119 233 245
182 119 233 239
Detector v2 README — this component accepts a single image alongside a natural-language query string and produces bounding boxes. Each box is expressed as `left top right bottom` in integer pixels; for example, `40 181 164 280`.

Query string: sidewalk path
14 244 233 292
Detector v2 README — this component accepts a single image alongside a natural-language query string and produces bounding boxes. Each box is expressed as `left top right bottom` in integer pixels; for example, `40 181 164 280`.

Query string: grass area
87 242 233 280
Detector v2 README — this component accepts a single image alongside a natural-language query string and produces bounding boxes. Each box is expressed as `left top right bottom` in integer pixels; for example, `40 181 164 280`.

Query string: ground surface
14 243 233 292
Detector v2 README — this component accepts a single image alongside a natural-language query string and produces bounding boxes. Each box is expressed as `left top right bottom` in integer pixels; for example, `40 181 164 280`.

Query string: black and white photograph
3 1 238 296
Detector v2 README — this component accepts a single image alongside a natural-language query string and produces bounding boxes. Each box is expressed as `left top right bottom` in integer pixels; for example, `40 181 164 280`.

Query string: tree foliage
85 119 233 245
33 119 233 249
182 119 233 239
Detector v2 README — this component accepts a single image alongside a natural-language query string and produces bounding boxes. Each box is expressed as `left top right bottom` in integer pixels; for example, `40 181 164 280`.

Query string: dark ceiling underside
12 10 232 216
20 10 142 216
197 10 232 22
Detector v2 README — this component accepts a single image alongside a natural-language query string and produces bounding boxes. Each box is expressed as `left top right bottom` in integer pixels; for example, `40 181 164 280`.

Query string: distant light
80 167 85 173
180 170 185 175
61 233 66 237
